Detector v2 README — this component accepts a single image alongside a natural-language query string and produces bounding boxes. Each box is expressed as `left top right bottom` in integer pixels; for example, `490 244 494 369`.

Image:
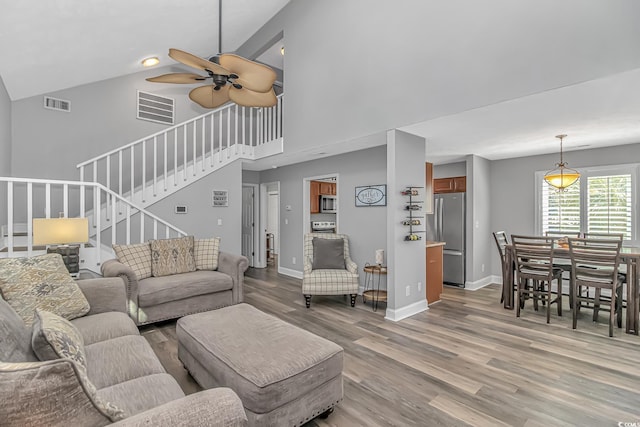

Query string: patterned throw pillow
0 359 126 423
0 254 90 326
150 236 196 277
113 242 152 280
194 237 221 270
31 309 86 368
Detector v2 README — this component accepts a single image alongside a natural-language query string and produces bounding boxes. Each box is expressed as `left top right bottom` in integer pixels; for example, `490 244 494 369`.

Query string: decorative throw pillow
113 242 152 280
150 236 196 277
194 237 221 270
312 237 346 269
0 359 126 423
0 254 90 327
32 309 86 368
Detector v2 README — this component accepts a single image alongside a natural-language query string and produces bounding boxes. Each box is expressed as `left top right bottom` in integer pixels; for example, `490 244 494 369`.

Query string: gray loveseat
0 276 247 426
102 251 249 325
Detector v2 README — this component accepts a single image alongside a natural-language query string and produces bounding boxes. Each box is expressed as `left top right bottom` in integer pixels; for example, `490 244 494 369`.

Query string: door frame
242 183 260 267
257 181 280 269
303 173 340 235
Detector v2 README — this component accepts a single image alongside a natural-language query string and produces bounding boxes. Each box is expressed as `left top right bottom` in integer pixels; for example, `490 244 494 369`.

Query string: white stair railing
0 177 186 272
77 95 283 210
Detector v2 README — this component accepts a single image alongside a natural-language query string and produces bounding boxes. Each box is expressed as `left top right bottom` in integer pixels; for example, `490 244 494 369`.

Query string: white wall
433 161 466 178
0 76 11 226
467 155 492 286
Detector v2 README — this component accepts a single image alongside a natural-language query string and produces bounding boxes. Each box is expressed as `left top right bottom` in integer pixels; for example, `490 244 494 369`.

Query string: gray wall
433 161 466 178
386 130 426 313
11 64 209 181
467 155 492 284
0 76 11 226
259 143 387 288
489 141 640 276
148 160 242 255
237 0 640 158
242 170 260 184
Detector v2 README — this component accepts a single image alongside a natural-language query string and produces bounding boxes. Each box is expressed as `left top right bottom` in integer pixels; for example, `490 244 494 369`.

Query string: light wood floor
141 266 640 426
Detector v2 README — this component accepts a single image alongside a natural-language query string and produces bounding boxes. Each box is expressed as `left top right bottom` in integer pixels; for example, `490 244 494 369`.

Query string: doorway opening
303 174 339 237
241 184 259 267
258 181 280 270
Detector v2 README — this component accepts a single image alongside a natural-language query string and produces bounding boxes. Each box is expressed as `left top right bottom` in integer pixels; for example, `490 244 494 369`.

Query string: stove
311 221 336 233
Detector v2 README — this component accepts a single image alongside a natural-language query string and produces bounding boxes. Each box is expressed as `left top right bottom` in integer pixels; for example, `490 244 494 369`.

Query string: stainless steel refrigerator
426 193 466 287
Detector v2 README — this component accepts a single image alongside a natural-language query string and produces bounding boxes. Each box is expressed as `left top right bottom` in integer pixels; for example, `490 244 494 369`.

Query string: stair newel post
45 183 51 219
141 139 146 203
192 121 197 177
153 135 158 197
111 193 117 245
139 211 145 243
201 117 206 172
210 113 215 167
218 112 223 164
7 181 13 257
163 132 168 192
62 184 69 219
153 219 158 240
130 146 135 201
174 130 178 187
125 204 131 245
183 125 188 182
26 182 32 256
105 157 110 221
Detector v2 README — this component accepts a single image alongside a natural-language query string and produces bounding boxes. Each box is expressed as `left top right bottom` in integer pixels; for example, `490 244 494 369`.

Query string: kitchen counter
426 241 446 248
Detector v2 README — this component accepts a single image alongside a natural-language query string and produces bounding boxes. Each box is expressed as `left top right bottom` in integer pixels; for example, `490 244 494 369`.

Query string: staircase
1 95 284 270
0 177 186 273
77 95 283 210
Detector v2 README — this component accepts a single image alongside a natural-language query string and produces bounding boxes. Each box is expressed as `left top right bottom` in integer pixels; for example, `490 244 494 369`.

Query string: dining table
502 243 640 335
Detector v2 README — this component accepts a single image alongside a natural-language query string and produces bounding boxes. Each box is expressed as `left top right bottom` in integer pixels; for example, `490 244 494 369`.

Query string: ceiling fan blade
219 54 276 93
169 48 230 76
189 85 231 109
229 87 277 107
146 73 207 84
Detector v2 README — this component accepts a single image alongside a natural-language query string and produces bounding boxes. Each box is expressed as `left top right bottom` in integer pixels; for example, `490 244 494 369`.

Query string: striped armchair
302 233 359 308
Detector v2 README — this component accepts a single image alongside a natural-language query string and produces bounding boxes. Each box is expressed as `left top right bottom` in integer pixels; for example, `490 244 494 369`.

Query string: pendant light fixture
544 134 580 191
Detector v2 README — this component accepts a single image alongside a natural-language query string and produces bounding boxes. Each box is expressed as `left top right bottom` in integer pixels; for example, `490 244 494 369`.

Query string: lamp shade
543 171 580 190
33 218 89 245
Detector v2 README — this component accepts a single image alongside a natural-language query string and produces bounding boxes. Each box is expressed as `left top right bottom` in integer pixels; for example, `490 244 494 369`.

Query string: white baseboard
278 266 303 279
385 299 428 322
465 275 500 291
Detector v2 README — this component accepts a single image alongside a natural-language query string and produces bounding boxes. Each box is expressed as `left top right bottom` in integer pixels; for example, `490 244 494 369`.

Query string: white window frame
535 163 639 245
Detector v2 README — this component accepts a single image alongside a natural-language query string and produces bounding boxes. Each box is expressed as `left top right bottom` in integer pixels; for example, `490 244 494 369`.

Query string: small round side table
362 263 388 312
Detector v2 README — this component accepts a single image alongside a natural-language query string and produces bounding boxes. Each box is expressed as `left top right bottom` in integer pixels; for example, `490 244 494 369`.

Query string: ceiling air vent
43 96 71 112
137 90 174 125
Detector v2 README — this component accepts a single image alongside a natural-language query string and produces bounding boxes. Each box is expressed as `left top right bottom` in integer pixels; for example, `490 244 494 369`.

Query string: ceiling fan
146 1 277 109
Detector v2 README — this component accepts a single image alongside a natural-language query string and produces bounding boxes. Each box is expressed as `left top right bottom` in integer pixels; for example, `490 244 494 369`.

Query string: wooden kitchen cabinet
426 244 444 304
310 181 320 213
319 181 336 195
433 176 466 194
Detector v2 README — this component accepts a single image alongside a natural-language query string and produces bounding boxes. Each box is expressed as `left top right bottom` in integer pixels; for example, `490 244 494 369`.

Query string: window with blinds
541 178 581 235
587 174 632 239
537 165 636 242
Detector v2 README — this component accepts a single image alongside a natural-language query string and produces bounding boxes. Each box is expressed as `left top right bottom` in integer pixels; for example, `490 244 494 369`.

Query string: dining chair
568 237 623 337
512 235 563 323
492 231 510 303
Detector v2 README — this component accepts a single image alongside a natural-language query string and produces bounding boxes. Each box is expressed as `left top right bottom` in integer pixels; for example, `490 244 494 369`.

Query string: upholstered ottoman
176 303 343 426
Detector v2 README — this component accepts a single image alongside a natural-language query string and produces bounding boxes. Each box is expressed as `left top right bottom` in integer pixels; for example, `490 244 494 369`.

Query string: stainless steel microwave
320 195 337 213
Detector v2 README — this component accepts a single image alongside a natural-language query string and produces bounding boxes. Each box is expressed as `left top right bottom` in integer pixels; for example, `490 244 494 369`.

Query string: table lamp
33 217 89 276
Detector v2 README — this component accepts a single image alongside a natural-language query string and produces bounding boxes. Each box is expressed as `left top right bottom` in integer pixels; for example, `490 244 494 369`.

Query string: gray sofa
0 276 248 426
102 252 249 325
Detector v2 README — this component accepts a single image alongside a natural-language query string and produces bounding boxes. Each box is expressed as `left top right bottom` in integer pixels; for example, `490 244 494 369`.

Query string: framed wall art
355 185 386 207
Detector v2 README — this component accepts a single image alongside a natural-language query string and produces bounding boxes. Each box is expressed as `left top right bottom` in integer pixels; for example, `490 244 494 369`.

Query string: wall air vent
137 90 174 125
43 96 71 112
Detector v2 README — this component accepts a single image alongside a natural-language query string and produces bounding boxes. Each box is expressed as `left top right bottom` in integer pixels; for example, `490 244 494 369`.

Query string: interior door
241 186 254 266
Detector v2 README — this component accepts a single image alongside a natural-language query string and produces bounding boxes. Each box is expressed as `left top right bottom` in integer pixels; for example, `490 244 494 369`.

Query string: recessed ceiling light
141 57 160 67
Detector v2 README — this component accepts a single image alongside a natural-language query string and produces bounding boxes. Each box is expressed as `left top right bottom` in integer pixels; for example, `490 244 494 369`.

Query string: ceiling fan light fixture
544 134 580 191
141 57 160 67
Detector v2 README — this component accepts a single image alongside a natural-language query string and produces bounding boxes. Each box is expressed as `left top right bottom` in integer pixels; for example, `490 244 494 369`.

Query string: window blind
587 174 632 239
542 178 581 235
